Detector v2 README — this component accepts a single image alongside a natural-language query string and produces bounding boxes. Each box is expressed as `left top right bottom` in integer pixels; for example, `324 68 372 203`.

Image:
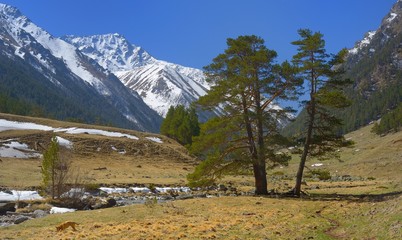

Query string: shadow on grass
269 190 402 203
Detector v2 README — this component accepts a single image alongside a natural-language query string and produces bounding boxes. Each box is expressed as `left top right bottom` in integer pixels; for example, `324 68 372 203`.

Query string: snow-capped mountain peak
64 34 210 118
62 34 156 72
0 3 162 132
0 3 110 91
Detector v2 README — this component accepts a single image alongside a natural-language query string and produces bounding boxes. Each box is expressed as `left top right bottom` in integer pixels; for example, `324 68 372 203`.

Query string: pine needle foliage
42 135 60 199
188 35 300 194
290 29 352 196
160 105 200 146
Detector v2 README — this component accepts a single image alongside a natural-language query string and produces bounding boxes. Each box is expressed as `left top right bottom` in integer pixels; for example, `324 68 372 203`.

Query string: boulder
33 209 47 218
175 195 194 200
0 202 16 215
14 216 30 224
91 197 117 209
106 198 117 207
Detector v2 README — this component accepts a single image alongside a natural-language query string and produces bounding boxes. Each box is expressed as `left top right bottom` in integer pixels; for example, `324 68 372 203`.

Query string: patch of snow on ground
0 190 43 201
311 163 324 167
99 187 128 194
131 187 151 193
50 207 76 214
56 136 73 149
146 137 163 143
155 187 191 193
99 187 190 194
0 119 139 140
0 141 41 158
55 127 139 140
0 119 53 132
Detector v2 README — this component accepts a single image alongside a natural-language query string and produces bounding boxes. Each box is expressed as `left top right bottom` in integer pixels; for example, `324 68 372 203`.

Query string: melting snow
54 127 139 140
0 190 43 201
311 163 324 167
0 119 53 132
0 140 41 158
146 137 163 143
155 187 191 193
50 207 76 214
99 187 191 194
99 187 129 194
0 119 139 140
56 136 73 149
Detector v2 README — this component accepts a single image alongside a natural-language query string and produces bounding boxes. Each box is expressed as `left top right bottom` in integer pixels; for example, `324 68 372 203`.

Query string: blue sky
1 0 397 70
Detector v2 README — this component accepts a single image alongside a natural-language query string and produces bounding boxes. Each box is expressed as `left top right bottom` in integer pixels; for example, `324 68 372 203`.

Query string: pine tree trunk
51 166 55 199
241 92 268 195
294 134 311 196
294 67 316 196
253 162 268 195
254 84 268 195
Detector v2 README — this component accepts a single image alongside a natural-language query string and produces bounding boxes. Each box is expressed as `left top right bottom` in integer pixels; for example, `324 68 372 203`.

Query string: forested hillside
0 53 135 127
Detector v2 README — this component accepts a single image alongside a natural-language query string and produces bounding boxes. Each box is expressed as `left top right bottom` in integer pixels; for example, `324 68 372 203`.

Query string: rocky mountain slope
340 0 402 131
0 4 162 132
63 34 210 118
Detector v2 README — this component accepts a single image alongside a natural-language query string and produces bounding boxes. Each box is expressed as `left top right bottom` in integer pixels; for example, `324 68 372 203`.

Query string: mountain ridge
62 34 211 118
0 3 162 132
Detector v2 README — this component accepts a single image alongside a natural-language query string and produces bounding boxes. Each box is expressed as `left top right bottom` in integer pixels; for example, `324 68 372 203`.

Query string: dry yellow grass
1 195 401 239
1 113 401 239
0 113 196 188
265 124 402 194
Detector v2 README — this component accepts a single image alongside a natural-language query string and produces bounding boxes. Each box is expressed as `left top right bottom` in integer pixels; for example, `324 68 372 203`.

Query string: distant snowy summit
63 34 210 118
62 33 155 72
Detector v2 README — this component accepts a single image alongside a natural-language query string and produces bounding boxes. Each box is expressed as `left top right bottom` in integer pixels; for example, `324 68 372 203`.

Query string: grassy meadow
0 113 401 239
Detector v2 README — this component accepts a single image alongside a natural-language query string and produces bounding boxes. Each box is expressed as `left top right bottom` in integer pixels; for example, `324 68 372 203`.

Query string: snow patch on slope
386 12 398 23
0 140 41 158
0 118 139 140
349 31 377 54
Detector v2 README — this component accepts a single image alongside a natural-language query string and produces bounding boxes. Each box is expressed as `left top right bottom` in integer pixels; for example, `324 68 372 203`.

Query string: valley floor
0 194 401 240
0 114 401 239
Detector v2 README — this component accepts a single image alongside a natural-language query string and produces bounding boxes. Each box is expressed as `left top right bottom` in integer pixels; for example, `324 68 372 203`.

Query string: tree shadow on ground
270 190 402 203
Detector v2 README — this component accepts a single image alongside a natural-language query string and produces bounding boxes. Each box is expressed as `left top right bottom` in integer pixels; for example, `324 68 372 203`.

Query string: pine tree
41 135 71 199
188 35 299 195
42 136 60 199
160 105 200 146
291 29 351 196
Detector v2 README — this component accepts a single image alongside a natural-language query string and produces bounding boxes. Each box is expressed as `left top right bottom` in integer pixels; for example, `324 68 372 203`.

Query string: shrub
85 183 100 192
311 169 331 181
